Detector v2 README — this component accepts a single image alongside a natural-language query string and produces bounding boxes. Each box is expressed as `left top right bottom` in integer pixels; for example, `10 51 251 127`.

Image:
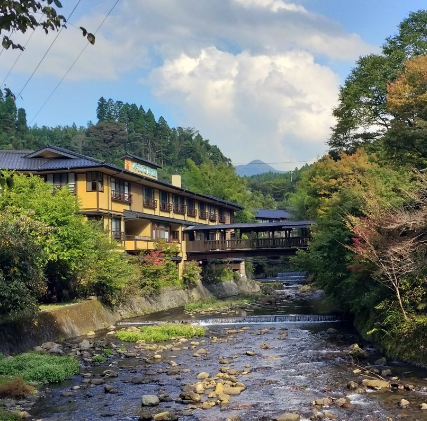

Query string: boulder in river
275 413 300 421
141 395 160 406
349 344 368 358
362 379 390 390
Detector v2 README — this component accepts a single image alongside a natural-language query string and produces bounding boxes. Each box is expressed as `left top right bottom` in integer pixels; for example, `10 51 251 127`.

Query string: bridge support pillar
239 260 246 277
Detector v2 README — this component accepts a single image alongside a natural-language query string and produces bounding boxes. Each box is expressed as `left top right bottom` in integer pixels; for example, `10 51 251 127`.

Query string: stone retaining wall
0 277 259 354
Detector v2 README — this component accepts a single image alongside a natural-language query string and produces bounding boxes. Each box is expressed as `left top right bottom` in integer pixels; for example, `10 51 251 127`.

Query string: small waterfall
117 314 344 327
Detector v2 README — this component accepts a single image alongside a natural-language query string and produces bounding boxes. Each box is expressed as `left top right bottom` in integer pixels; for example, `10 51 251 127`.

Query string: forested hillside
0 93 297 219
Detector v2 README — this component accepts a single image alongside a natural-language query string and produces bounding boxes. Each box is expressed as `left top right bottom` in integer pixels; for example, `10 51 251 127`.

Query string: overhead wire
1 16 43 89
17 0 83 98
30 0 121 124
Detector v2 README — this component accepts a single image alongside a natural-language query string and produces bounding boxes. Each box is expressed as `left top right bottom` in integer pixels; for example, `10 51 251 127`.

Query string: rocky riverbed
5 287 427 421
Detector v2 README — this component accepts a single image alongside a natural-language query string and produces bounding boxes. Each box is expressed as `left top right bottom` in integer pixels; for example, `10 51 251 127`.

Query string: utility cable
30 0 121 124
1 16 43 88
18 0 82 98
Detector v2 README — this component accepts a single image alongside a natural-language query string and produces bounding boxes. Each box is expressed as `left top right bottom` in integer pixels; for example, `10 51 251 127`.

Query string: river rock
223 386 244 395
179 391 201 402
275 413 300 421
381 369 392 377
375 357 387 365
196 372 209 380
326 328 338 334
246 351 256 356
102 369 118 378
41 342 64 355
202 401 216 409
104 384 118 394
142 395 160 406
79 339 92 350
399 399 410 408
153 411 170 420
362 379 390 390
313 398 332 406
90 378 105 385
335 397 352 408
349 344 368 358
194 383 205 394
420 403 427 410
347 381 358 390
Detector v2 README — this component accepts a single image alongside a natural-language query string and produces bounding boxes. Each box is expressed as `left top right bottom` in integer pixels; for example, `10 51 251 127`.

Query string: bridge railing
186 236 309 253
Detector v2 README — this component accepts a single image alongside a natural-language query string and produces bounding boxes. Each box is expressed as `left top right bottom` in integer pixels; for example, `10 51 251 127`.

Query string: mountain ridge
235 159 283 177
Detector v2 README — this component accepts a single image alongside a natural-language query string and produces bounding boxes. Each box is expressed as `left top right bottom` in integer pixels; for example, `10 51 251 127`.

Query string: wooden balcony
143 197 157 209
186 237 310 253
173 203 186 214
111 230 124 241
111 190 132 204
160 201 172 212
199 210 208 220
209 212 217 222
187 207 197 217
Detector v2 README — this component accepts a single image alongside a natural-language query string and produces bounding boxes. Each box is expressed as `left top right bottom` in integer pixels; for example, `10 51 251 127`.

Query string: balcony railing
51 183 76 194
186 237 310 253
173 203 186 214
143 197 157 209
160 201 172 212
199 210 208 220
111 190 132 203
187 207 197 217
111 230 124 241
209 212 217 222
219 214 227 223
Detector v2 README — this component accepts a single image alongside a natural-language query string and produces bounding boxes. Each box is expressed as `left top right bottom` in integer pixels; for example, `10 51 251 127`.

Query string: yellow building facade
0 146 244 268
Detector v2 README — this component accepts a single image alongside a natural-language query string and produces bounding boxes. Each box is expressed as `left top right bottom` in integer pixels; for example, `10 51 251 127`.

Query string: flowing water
30 282 427 421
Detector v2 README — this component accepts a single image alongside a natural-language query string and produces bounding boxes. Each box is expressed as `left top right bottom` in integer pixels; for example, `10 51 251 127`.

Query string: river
29 283 427 421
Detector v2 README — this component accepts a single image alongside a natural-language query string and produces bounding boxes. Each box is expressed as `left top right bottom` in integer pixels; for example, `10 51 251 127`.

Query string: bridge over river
184 220 313 259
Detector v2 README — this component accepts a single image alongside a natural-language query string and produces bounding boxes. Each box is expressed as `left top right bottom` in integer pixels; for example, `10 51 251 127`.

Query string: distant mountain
235 160 283 177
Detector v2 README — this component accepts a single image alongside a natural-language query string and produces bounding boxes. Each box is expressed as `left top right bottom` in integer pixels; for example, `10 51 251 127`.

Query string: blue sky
1 0 426 169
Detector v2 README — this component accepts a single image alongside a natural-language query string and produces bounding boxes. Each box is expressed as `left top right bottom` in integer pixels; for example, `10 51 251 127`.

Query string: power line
30 0 121 125
1 16 43 89
18 0 82 98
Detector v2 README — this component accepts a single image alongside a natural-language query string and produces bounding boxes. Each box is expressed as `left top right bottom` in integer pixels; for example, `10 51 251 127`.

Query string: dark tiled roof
184 220 314 231
0 146 245 210
255 209 292 219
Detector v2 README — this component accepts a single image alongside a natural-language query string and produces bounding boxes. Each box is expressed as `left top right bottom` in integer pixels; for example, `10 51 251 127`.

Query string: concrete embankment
0 277 259 354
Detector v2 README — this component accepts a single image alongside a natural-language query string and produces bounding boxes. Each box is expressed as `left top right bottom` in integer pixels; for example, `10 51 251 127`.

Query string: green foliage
203 262 236 283
328 10 427 160
0 353 79 383
182 261 201 286
289 150 412 314
0 408 20 421
102 348 113 356
137 248 180 293
92 355 107 364
0 172 138 306
116 323 206 342
0 210 47 319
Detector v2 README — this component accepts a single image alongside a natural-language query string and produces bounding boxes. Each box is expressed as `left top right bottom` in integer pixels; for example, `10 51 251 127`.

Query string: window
143 186 157 209
171 230 180 242
209 205 217 222
87 215 103 222
111 177 131 202
199 202 208 220
219 209 228 223
160 191 171 211
46 173 75 192
86 172 104 192
153 223 170 241
111 217 122 240
187 198 197 217
173 195 185 214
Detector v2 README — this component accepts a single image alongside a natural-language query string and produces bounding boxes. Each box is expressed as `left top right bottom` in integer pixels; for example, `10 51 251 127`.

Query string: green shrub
182 261 201 287
116 323 206 342
92 355 107 364
0 408 20 421
0 353 79 383
103 348 113 356
184 296 257 312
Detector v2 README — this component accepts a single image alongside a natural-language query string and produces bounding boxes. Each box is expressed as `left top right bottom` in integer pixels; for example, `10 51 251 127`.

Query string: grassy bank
184 296 257 313
116 323 206 342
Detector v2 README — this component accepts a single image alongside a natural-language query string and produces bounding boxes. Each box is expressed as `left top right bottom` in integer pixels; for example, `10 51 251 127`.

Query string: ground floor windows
112 217 122 240
153 223 170 241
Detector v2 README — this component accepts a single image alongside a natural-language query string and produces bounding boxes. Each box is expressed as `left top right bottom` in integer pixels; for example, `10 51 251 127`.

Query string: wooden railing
173 203 186 214
160 201 172 212
186 237 310 253
187 207 197 217
111 190 132 204
143 197 157 209
199 210 208 220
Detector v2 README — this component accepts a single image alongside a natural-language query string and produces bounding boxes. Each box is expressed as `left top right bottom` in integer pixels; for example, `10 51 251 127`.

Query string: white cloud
234 0 307 13
147 47 339 167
